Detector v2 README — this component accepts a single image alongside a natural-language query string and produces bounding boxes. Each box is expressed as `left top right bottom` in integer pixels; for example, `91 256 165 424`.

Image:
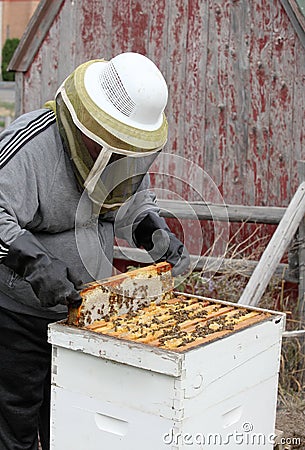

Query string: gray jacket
0 109 159 318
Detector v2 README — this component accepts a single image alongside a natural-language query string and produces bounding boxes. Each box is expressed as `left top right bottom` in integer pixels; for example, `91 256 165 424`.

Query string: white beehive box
48 293 285 450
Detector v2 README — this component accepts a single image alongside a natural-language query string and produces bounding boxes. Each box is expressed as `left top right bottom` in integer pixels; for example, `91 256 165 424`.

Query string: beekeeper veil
50 52 168 213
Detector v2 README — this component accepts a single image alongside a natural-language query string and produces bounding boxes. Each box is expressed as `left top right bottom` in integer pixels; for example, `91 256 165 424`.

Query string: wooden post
297 161 305 388
297 161 305 324
238 182 305 307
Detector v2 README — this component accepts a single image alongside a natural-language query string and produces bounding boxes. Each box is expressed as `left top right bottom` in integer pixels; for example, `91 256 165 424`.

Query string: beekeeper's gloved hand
4 231 82 308
133 212 190 276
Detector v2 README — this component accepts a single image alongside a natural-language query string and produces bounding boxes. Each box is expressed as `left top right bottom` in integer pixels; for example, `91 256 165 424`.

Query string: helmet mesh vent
100 62 136 117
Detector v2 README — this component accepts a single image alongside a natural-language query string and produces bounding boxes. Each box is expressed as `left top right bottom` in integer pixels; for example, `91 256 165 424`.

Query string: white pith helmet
60 52 169 150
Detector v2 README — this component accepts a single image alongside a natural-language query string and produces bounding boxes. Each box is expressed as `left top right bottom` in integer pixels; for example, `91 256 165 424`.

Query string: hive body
49 263 285 449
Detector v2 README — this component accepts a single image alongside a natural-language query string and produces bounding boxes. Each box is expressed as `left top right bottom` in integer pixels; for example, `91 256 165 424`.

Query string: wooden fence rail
115 196 299 285
157 199 285 224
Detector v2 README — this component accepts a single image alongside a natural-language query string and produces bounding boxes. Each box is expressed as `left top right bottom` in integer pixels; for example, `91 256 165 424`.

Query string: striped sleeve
0 109 56 169
0 239 9 261
0 109 56 263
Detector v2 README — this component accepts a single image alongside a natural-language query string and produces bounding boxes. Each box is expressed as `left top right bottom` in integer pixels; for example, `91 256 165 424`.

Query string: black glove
4 231 82 308
133 212 190 276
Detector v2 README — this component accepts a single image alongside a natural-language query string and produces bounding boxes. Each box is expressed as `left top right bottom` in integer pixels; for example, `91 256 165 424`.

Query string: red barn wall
17 0 305 213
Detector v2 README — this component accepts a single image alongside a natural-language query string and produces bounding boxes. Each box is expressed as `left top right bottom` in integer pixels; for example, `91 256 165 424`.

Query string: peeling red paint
17 0 305 236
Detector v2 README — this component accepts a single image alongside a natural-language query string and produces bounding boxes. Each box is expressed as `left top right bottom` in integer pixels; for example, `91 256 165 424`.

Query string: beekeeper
0 52 190 450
